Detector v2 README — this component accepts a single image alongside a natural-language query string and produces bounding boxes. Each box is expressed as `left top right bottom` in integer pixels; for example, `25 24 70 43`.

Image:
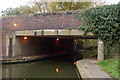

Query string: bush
78 4 120 58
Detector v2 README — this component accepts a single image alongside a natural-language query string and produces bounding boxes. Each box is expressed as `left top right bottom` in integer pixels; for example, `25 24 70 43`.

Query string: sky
0 0 119 12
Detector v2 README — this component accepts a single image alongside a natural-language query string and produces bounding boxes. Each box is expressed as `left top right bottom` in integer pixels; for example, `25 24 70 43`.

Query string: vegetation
97 57 119 79
78 3 119 79
78 4 120 59
76 39 98 58
1 1 94 16
82 39 98 49
78 4 119 78
39 2 93 11
1 7 20 15
82 49 97 58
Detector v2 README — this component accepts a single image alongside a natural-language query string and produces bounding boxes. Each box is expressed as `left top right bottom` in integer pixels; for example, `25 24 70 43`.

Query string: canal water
2 53 82 78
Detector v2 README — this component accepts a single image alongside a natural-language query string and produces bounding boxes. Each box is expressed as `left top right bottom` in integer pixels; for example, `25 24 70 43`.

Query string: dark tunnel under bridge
6 29 104 61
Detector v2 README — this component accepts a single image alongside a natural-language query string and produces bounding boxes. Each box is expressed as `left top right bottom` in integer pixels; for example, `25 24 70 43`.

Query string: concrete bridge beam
12 36 16 57
6 34 9 57
15 29 94 37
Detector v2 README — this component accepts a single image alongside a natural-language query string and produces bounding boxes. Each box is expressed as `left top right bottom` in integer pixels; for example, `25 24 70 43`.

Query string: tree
29 1 49 13
48 2 94 11
1 5 39 15
1 0 94 15
29 0 94 12
19 5 36 14
1 7 20 16
31 6 39 13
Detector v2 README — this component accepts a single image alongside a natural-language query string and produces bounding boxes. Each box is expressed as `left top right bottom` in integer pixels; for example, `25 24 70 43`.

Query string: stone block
58 29 70 35
70 30 84 35
44 29 58 35
16 30 34 36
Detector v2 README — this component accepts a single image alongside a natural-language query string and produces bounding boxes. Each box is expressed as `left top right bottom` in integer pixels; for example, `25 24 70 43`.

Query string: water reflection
56 68 59 72
2 53 80 78
74 62 76 65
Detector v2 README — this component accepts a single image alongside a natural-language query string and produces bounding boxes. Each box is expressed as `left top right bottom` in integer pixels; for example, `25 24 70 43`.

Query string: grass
97 57 119 79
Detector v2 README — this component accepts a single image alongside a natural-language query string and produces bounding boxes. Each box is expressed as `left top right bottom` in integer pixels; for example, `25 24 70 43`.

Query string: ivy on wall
78 4 120 58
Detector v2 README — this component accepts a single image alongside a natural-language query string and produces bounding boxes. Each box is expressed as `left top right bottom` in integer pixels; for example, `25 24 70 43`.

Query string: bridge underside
5 29 104 61
14 36 75 57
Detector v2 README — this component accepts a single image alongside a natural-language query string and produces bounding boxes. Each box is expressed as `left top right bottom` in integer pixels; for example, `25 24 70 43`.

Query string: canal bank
2 50 113 79
2 52 73 64
76 57 113 79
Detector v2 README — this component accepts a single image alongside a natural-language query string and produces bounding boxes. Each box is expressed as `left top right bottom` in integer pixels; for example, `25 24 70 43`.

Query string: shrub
78 4 120 58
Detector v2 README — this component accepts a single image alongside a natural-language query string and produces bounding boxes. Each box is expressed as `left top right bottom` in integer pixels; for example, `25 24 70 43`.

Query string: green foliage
31 2 49 13
78 39 98 59
97 57 119 79
1 6 39 16
30 1 94 12
19 6 33 14
78 4 120 58
1 7 20 16
82 49 97 58
19 5 39 14
1 1 94 16
48 2 94 11
82 39 98 49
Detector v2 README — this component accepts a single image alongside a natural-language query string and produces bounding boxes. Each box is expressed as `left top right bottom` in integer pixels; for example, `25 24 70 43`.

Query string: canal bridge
1 10 104 61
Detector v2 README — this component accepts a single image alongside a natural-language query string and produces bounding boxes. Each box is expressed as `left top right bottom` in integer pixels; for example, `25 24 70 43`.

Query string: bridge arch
2 10 104 61
6 29 103 61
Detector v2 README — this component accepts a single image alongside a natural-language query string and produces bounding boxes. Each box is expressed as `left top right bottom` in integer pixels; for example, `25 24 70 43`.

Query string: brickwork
2 11 82 56
0 18 2 56
2 14 82 31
